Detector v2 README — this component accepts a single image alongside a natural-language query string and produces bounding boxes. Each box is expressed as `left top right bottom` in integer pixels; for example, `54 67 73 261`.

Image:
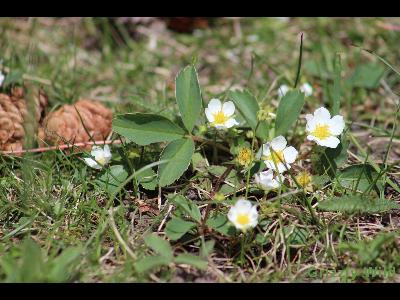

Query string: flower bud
213 192 225 202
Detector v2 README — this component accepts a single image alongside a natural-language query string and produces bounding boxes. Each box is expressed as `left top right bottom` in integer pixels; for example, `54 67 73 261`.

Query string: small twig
158 204 173 233
210 164 235 199
190 135 231 154
0 140 122 155
201 164 235 234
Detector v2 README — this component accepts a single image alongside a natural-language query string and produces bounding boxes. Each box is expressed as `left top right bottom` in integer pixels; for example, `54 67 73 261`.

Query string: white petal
103 145 112 158
103 156 112 165
222 101 235 117
254 173 261 185
261 169 274 180
91 146 104 157
265 160 288 173
328 115 345 136
283 146 298 163
271 136 287 151
235 199 252 212
269 179 280 189
255 170 280 189
306 135 317 142
84 158 101 169
214 124 227 130
305 114 317 133
249 218 258 228
301 83 313 97
313 107 331 122
277 162 289 173
205 107 215 122
305 113 313 123
227 207 237 223
223 118 239 128
207 98 222 114
278 85 289 98
262 143 271 157
249 206 259 223
261 176 280 189
317 136 340 148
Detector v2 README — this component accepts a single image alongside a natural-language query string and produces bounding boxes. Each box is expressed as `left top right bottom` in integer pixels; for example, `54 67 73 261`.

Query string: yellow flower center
212 111 229 125
296 171 312 187
96 155 106 166
265 150 285 165
312 124 331 140
236 214 250 226
237 148 253 166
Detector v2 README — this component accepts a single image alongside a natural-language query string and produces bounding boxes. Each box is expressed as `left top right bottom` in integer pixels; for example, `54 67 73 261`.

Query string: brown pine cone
0 86 48 153
41 99 112 148
163 17 213 33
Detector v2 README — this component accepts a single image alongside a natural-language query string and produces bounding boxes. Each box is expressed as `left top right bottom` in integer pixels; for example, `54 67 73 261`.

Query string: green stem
239 233 246 266
293 32 304 88
212 130 218 164
245 121 260 199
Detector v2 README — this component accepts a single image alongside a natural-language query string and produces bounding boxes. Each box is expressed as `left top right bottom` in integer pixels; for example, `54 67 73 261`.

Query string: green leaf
136 167 157 190
48 247 82 282
174 254 208 270
169 194 202 223
191 152 208 172
346 63 385 89
175 65 202 132
338 164 384 193
229 89 268 139
206 213 236 236
283 226 309 247
338 233 395 266
200 240 215 258
275 90 305 136
96 165 128 194
158 138 195 187
112 113 185 146
165 217 197 241
20 238 45 282
317 195 400 214
144 234 173 260
135 255 171 274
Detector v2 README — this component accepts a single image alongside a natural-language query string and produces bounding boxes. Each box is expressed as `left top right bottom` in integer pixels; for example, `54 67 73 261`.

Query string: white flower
305 107 345 148
205 98 239 129
278 84 290 98
262 136 298 173
84 145 112 169
0 71 4 87
300 83 313 97
254 169 282 190
227 199 258 232
278 83 313 98
275 17 290 22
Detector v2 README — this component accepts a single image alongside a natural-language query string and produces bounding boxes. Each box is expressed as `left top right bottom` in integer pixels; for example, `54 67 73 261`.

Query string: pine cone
42 99 112 148
163 17 212 33
0 86 48 153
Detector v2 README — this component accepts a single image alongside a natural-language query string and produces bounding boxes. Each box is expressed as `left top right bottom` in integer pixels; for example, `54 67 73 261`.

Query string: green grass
0 17 399 283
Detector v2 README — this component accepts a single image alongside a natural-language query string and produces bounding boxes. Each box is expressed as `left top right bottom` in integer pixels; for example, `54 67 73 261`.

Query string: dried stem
0 140 121 155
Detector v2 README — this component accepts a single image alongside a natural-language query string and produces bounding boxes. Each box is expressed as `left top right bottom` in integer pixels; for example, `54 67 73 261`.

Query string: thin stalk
293 32 304 88
212 130 218 164
245 121 260 199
